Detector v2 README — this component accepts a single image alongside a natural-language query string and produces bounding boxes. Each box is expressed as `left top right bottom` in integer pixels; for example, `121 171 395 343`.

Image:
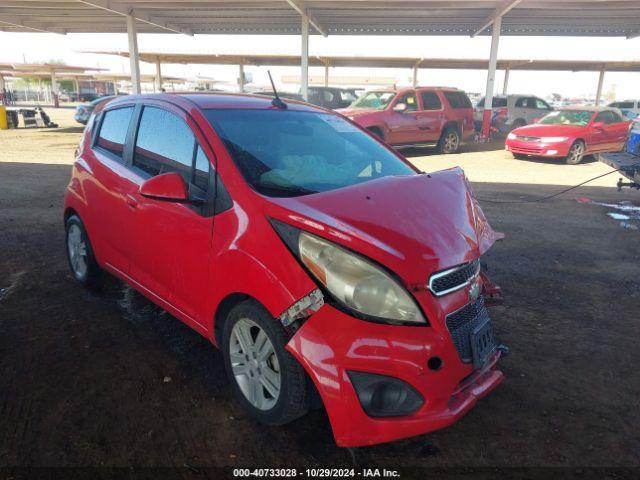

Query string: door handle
125 194 138 209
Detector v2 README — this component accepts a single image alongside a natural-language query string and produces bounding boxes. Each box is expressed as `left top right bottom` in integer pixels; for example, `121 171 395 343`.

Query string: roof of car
104 92 328 113
558 105 621 112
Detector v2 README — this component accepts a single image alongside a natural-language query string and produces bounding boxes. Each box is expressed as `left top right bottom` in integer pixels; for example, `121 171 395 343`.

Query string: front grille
446 297 491 363
516 135 540 142
429 259 480 296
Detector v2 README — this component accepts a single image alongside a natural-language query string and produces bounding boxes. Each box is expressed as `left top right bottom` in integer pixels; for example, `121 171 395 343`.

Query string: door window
133 106 211 191
96 106 134 161
443 91 472 109
397 92 418 112
535 98 551 110
594 110 621 125
133 106 195 181
420 92 442 110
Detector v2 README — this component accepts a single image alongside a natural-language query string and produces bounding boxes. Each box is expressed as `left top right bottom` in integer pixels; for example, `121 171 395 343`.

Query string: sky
1 31 639 100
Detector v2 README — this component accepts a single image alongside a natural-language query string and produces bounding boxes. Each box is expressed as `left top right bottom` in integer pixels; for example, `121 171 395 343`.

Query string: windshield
205 109 416 197
538 110 593 126
350 91 396 110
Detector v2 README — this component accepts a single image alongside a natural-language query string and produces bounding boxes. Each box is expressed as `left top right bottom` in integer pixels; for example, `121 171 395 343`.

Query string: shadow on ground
1 162 639 469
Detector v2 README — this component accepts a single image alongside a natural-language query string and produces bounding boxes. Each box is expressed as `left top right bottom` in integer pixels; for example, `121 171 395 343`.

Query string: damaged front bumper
286 301 504 447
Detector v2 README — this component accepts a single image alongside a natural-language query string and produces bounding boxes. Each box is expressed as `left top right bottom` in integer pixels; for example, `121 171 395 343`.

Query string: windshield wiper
257 183 318 197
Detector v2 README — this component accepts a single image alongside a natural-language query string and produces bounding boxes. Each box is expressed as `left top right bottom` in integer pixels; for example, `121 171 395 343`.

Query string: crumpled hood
265 167 503 284
512 123 585 137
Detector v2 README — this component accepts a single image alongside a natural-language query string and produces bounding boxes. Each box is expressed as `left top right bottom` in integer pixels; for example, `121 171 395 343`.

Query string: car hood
264 167 503 284
512 123 585 137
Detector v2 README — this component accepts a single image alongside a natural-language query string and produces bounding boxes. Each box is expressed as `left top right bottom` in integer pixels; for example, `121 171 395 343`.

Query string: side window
96 107 134 161
398 92 418 112
515 97 527 108
133 106 195 181
443 91 472 109
194 146 211 191
420 92 442 110
535 98 551 110
594 111 617 125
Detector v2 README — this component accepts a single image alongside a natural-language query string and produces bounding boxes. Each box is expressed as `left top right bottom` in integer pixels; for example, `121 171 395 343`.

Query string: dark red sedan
64 93 505 447
505 106 630 164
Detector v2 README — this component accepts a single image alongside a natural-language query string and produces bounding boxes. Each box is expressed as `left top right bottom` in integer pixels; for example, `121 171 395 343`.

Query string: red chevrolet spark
64 93 506 447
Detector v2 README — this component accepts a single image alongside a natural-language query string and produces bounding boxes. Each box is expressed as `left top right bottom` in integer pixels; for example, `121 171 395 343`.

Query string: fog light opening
427 356 443 371
348 371 424 418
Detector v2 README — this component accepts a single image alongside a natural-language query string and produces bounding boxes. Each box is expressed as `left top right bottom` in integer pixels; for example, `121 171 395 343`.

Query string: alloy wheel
569 142 584 164
444 132 459 153
67 224 88 278
229 318 281 411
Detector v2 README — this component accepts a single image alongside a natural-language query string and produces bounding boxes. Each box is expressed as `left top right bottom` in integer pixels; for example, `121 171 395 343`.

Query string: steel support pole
0 74 5 104
51 71 59 108
239 64 245 92
324 64 329 87
482 16 502 138
155 58 163 92
595 68 605 106
412 67 418 87
301 14 309 101
502 66 510 95
126 14 141 95
74 77 81 101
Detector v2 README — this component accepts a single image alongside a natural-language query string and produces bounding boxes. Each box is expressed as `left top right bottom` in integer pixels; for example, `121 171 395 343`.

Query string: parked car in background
505 106 630 164
600 118 640 189
74 95 117 125
338 87 475 153
474 94 553 132
306 86 359 109
608 100 640 119
64 92 505 447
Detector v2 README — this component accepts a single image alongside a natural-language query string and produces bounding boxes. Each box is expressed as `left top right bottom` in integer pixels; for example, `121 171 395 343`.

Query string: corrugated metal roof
1 1 639 38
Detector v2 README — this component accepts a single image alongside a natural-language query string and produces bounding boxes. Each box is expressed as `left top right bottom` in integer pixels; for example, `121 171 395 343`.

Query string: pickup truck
600 120 640 190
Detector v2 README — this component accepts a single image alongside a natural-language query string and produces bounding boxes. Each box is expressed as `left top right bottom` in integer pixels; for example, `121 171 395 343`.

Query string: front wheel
565 140 586 165
222 300 309 425
438 127 461 154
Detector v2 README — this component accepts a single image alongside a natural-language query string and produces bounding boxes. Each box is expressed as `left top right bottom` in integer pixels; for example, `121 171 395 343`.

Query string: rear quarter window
95 106 134 161
443 91 472 109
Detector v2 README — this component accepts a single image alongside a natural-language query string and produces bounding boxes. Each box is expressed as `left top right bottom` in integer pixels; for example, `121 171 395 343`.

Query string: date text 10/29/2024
233 468 401 478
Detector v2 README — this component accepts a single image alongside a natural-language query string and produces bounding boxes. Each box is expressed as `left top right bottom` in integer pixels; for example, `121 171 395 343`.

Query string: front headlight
297 232 426 324
540 136 568 143
507 132 517 140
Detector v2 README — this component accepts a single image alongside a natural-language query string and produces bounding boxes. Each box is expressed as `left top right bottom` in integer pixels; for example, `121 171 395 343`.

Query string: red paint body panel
505 112 631 158
64 92 505 447
337 87 475 146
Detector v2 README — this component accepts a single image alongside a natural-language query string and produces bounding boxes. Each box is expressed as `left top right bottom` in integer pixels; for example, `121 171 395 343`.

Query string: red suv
337 87 475 153
64 93 505 447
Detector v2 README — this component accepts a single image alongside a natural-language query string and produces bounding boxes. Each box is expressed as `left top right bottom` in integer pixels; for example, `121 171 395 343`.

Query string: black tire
222 300 309 426
438 126 461 154
367 126 384 140
65 214 102 288
511 119 526 130
565 140 586 165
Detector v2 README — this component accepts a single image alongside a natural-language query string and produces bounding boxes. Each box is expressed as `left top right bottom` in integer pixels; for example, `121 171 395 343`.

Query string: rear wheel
565 140 586 165
65 214 102 288
222 300 309 425
438 127 461 154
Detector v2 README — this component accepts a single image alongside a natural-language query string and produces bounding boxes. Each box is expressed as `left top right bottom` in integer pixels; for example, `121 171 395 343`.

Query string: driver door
386 91 421 145
127 102 215 329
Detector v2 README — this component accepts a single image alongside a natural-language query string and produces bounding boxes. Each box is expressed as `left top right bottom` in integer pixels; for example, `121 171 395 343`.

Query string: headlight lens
507 132 517 140
298 232 426 324
540 136 568 143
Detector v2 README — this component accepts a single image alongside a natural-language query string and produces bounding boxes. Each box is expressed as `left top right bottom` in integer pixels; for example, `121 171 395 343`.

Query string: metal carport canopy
1 1 639 37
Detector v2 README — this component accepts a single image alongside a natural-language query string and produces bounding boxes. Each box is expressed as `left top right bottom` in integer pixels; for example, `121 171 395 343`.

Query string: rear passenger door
416 90 444 142
127 103 216 328
87 104 138 274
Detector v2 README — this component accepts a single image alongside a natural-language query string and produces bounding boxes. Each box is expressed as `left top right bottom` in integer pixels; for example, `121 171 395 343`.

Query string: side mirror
393 102 407 113
139 172 190 202
592 121 604 129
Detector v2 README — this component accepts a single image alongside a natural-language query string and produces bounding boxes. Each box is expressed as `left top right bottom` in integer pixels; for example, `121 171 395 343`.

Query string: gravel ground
1 108 639 476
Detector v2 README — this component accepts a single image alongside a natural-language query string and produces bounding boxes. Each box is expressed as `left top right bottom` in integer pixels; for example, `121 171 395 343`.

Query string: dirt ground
1 108 639 475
